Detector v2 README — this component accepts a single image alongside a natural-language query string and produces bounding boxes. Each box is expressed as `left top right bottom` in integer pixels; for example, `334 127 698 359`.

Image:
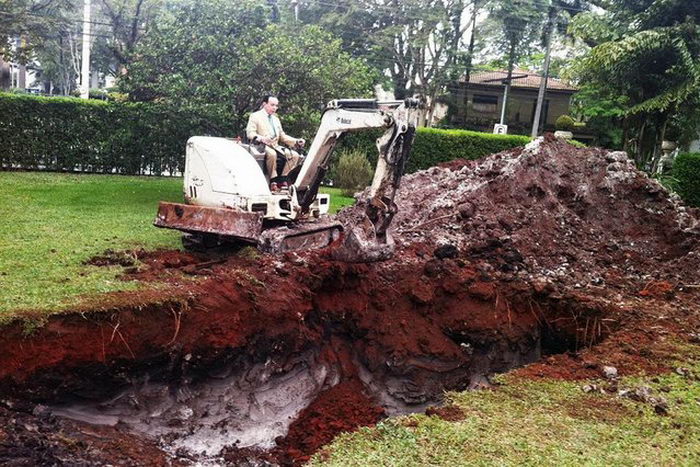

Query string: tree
292 0 472 126
571 0 700 167
96 0 162 74
33 26 84 95
487 0 545 125
118 0 375 137
529 0 589 137
0 0 73 90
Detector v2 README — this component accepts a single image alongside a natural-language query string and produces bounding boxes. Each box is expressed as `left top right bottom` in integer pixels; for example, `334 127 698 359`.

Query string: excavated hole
34 291 606 465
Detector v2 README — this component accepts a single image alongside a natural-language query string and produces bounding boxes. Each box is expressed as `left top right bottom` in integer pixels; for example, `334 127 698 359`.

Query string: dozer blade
154 202 263 243
258 218 343 254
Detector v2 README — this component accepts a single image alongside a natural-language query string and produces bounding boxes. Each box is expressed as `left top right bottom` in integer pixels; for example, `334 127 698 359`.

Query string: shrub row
0 93 216 175
674 152 700 207
1 93 531 177
340 127 530 173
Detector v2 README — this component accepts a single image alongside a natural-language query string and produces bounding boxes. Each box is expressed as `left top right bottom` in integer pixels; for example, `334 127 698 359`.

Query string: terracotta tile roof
462 68 578 92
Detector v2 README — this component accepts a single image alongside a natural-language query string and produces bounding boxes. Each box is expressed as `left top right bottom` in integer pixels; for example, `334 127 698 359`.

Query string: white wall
690 138 700 153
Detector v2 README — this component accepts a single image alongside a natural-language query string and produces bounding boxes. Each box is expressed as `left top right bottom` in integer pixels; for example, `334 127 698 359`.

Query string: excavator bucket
330 222 395 263
331 115 417 263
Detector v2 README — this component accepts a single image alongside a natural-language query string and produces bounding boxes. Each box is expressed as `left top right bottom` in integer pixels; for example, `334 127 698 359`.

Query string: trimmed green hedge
0 93 215 175
2 93 531 176
674 152 700 207
341 127 530 173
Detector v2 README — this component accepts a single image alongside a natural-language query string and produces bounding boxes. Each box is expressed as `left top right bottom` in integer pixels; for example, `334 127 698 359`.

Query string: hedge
1 93 531 176
0 93 216 175
674 152 700 207
341 127 530 173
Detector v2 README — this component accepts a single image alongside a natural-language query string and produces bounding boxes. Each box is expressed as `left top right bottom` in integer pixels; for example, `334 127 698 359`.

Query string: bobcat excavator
154 98 419 262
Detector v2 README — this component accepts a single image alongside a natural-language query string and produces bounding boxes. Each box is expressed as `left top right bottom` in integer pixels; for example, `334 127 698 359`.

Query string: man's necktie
268 115 277 137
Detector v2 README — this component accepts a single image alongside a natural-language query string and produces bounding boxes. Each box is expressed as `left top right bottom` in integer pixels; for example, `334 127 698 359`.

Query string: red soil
275 379 385 464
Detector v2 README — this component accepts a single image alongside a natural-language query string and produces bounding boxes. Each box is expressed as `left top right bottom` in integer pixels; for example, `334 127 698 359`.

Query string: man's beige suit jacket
246 109 296 147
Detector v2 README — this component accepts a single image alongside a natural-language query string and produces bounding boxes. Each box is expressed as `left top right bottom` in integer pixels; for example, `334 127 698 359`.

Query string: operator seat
237 142 292 183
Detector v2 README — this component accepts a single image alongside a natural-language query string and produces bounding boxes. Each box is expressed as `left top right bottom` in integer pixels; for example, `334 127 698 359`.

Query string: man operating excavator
246 95 305 192
156 97 420 260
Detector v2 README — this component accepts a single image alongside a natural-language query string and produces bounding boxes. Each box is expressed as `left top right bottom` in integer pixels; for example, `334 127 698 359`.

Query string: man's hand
259 136 273 145
296 138 306 148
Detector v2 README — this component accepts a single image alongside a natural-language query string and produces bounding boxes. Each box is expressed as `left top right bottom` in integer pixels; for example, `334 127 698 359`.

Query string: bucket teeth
330 224 395 263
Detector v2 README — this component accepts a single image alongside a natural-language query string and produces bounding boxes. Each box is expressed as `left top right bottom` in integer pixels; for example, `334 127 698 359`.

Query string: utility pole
80 0 91 99
291 0 299 22
499 80 509 125
531 8 556 138
463 0 480 123
18 36 27 90
268 0 280 23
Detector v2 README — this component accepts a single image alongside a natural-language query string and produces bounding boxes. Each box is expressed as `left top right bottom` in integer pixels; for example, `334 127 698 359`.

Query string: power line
2 2 579 79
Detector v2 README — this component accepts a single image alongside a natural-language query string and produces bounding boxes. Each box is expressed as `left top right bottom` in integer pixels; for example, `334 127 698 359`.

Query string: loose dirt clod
1 136 698 464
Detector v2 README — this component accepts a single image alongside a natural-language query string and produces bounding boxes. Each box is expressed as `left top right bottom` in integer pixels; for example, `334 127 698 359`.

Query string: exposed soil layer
1 136 699 465
274 378 385 463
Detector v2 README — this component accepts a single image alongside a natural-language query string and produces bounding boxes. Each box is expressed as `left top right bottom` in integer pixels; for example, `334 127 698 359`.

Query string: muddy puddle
51 349 336 457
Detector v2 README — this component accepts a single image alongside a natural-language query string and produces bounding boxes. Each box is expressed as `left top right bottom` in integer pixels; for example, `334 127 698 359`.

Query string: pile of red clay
0 136 698 465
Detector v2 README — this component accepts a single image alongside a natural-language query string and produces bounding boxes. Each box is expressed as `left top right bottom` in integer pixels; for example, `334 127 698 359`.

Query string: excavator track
258 218 343 254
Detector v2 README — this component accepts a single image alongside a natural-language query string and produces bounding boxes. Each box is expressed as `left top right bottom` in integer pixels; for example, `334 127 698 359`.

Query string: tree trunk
622 116 629 152
650 114 668 173
636 120 646 167
393 79 408 100
18 64 26 90
18 35 28 90
0 56 10 90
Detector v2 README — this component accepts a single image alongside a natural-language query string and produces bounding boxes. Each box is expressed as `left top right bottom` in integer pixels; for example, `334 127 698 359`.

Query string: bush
1 93 532 178
0 92 214 175
673 152 700 207
555 115 576 131
335 149 373 197
339 127 530 174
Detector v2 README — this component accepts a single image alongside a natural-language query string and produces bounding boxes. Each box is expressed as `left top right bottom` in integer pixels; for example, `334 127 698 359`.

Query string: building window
472 94 498 113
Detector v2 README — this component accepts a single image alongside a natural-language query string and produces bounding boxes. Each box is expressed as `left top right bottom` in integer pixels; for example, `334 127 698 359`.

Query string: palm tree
574 0 700 168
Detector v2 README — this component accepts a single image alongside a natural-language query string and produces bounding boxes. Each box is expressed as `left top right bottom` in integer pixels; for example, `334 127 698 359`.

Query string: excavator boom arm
292 98 420 262
295 99 420 215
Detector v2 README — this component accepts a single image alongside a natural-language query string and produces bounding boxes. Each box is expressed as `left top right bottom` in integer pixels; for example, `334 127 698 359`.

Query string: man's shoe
279 181 289 190
270 182 279 192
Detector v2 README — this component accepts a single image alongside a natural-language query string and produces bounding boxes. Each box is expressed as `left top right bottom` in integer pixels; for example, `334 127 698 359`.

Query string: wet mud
1 136 699 465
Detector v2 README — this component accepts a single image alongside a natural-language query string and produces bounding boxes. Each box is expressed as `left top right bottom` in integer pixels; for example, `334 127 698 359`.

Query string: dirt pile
0 136 698 465
352 134 699 292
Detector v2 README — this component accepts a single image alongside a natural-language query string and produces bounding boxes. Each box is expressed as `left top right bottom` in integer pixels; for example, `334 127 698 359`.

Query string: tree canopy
118 0 375 136
570 0 700 165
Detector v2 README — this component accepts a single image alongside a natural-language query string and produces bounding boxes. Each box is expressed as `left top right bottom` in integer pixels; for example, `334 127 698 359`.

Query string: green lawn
0 172 353 319
320 186 355 213
313 348 700 466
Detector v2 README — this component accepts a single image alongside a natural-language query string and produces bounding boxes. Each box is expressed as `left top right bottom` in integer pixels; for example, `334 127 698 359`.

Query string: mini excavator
154 98 419 262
